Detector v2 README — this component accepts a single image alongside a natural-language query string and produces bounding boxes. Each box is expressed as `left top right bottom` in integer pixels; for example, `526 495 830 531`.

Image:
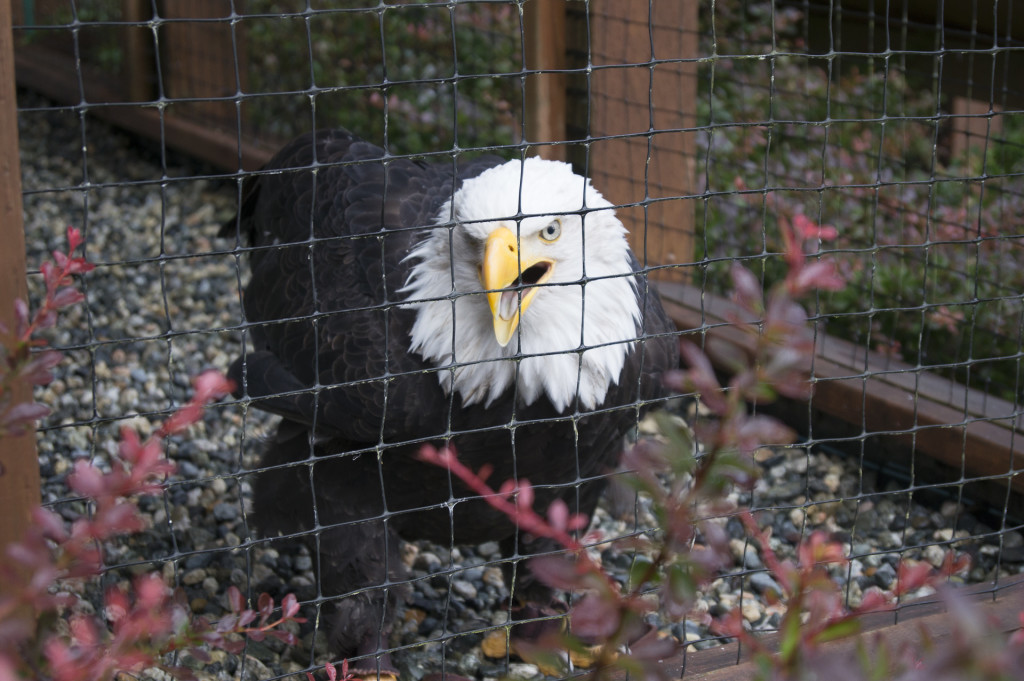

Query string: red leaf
68 461 107 498
730 263 764 312
50 286 85 309
258 592 274 620
569 593 621 641
269 630 299 645
282 592 300 619
896 561 934 594
66 226 85 253
1 401 51 431
629 627 678 661
20 350 63 385
528 555 587 591
220 640 245 654
13 298 29 334
192 370 234 403
548 499 569 532
227 586 245 613
515 479 534 511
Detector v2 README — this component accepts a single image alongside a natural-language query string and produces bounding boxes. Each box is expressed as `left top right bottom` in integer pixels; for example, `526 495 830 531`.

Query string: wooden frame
0 0 39 600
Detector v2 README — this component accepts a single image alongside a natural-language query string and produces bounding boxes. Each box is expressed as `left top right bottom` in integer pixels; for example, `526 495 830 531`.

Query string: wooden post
159 0 246 158
0 0 40 597
524 0 567 161
123 0 155 103
572 0 698 281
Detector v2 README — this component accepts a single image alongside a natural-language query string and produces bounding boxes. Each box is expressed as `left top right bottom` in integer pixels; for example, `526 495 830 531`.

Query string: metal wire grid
10 0 1024 678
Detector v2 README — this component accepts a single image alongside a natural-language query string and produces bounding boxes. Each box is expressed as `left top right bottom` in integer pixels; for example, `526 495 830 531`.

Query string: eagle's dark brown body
224 129 678 674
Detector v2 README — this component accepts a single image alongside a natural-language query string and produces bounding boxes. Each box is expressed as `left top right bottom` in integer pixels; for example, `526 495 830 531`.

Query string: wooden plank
122 0 155 103
664 281 1021 433
14 43 273 172
159 0 241 133
677 574 1024 679
0 0 41 599
581 0 698 283
656 281 1024 493
524 0 567 161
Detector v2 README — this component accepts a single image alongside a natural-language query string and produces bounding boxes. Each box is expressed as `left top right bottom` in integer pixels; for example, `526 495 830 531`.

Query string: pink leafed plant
420 217 1024 681
0 228 307 681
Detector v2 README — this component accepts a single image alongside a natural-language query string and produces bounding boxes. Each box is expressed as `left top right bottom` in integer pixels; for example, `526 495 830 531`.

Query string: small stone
1003 531 1024 548
402 542 419 567
749 572 782 598
923 544 947 568
507 663 540 681
242 656 272 681
478 541 500 557
451 579 478 600
741 599 764 623
482 567 505 589
415 551 442 572
457 652 482 676
729 538 763 569
462 566 485 583
823 473 841 494
212 502 239 521
940 500 962 518
182 568 207 586
202 576 220 598
481 630 508 659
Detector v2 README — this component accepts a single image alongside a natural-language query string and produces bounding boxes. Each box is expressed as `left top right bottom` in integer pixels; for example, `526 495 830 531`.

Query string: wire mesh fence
4 1 1024 679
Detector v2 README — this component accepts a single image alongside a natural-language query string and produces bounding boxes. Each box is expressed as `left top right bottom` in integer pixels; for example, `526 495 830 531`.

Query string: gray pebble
875 562 897 589
749 571 782 597
212 502 239 521
451 579 478 600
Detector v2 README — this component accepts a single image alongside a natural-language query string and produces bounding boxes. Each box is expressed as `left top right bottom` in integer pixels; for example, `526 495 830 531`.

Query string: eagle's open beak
481 226 554 347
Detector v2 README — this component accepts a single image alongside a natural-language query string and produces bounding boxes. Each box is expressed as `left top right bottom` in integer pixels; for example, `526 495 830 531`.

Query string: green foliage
697 0 1024 400
242 2 521 155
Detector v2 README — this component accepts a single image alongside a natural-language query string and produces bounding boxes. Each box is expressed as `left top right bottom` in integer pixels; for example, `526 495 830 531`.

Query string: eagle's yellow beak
481 226 554 347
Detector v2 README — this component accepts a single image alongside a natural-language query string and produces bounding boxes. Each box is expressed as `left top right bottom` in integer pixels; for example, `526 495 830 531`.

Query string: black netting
9 1 1024 679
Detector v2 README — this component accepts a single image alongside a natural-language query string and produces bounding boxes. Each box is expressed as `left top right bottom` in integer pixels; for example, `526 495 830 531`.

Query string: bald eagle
224 129 678 677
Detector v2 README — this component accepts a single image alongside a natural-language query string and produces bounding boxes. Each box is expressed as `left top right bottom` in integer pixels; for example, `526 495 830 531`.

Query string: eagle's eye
540 219 562 242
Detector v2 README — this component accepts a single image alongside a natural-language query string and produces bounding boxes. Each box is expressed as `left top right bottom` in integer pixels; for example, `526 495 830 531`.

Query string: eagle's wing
224 129 503 442
629 253 681 403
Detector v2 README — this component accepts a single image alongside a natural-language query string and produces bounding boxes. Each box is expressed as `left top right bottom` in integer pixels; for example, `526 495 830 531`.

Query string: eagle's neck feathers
400 158 641 413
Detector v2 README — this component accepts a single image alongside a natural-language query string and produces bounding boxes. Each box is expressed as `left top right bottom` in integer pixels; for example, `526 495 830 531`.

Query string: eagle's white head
401 157 641 412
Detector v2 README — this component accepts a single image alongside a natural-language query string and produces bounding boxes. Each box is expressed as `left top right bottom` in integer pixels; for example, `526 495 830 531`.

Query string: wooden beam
0 0 41 599
524 0 567 161
675 574 1024 680
656 281 1024 494
14 43 273 172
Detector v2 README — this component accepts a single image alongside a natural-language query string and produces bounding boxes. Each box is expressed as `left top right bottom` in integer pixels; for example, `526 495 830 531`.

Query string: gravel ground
16 90 1024 681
